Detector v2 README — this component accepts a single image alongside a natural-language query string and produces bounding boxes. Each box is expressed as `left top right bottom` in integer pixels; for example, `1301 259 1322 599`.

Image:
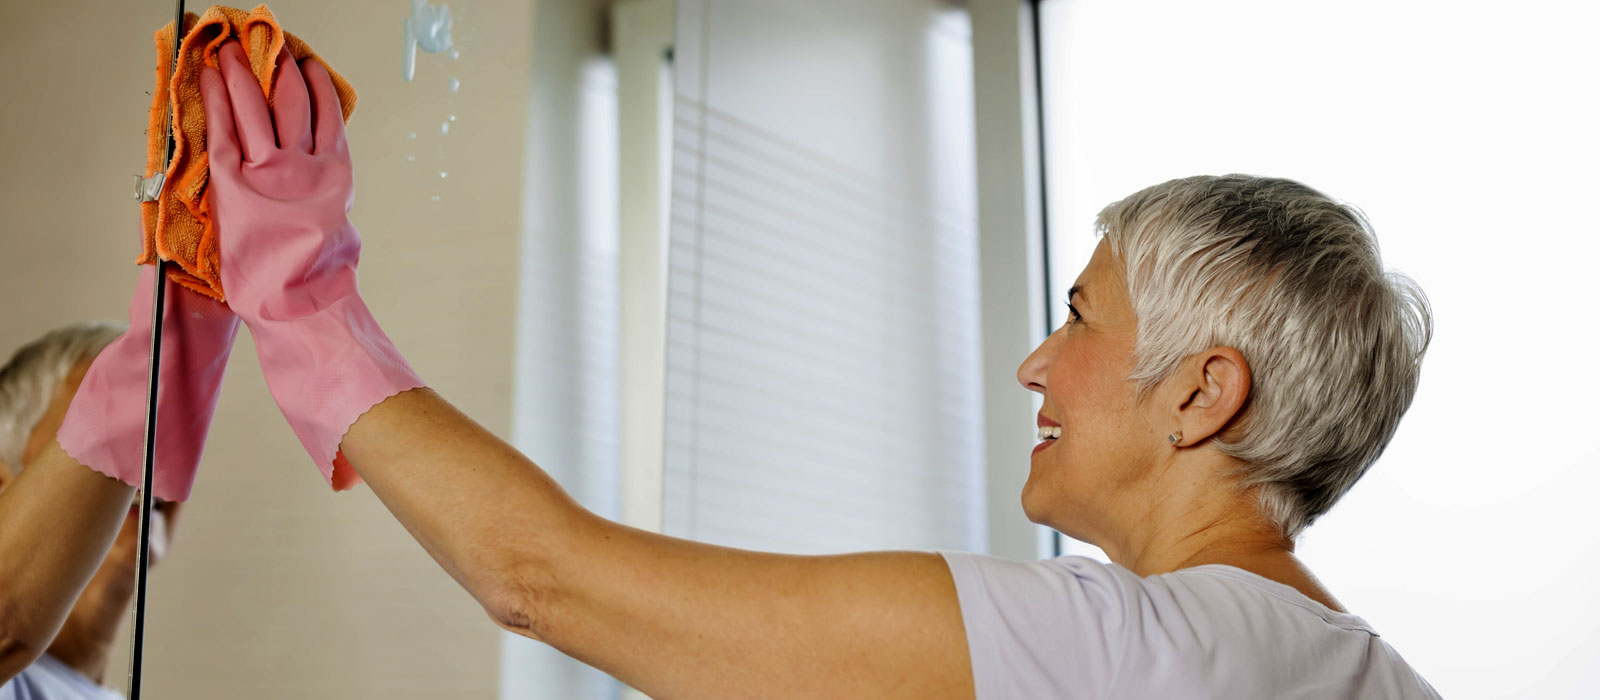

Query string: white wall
1039 1 1600 697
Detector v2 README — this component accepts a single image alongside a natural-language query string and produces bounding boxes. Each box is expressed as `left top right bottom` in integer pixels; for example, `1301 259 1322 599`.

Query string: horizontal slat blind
664 0 985 555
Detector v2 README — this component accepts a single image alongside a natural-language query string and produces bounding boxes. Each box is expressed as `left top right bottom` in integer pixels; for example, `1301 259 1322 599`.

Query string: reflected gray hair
0 322 125 473
1099 175 1432 539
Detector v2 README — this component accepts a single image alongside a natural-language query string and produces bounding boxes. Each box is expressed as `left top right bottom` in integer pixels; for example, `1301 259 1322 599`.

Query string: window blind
663 0 986 555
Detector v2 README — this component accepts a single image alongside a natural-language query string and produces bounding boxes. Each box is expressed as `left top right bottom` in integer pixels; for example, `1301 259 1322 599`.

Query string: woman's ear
1172 346 1251 446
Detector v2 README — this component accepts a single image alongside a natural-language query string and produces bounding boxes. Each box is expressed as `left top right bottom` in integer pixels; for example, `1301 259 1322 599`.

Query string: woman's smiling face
1016 240 1162 541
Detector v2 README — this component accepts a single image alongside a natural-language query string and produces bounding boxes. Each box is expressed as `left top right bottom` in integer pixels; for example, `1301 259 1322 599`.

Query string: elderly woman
0 258 236 690
0 322 201 698
76 43 1442 698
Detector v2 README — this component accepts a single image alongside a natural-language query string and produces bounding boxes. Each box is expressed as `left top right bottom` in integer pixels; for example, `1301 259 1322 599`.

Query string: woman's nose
1016 332 1057 395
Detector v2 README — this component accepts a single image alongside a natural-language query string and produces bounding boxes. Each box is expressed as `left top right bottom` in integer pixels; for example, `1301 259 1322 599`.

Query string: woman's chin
1019 479 1052 525
109 510 169 570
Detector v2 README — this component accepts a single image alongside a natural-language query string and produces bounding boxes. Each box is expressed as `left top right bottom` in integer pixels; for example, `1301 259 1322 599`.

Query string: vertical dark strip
1029 0 1053 338
129 1 185 696
1026 0 1065 559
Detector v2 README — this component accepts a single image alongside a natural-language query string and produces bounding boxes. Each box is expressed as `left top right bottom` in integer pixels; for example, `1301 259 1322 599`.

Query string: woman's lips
1034 414 1061 454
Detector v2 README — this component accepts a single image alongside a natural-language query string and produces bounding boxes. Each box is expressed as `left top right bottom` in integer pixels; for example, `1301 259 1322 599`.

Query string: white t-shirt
940 552 1439 699
0 654 124 700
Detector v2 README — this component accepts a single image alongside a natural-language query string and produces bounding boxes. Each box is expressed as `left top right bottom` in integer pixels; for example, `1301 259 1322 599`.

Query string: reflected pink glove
201 42 424 489
57 264 240 502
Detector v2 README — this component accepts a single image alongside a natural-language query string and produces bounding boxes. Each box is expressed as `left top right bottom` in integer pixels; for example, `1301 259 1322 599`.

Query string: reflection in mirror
4 0 569 696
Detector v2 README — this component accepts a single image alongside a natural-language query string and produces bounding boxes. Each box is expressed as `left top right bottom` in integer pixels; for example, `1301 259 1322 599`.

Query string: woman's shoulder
1163 564 1375 632
936 551 1136 696
938 551 1440 699
938 551 1141 615
942 550 1373 632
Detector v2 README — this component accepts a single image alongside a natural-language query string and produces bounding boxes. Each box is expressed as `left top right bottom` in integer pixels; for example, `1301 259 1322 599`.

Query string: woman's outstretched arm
0 444 133 684
195 41 974 698
341 387 974 700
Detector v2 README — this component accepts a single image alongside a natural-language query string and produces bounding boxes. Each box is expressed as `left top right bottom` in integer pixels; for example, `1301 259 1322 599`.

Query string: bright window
1039 1 1600 697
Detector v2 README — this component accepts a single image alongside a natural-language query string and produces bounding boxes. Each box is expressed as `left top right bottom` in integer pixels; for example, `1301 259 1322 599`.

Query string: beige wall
0 1 535 697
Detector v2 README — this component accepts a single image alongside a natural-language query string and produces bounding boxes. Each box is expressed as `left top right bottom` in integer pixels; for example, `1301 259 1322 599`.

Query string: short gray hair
0 322 125 473
1098 175 1432 539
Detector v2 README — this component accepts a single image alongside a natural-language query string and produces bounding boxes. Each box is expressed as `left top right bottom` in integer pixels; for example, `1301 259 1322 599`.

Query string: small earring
1168 432 1182 446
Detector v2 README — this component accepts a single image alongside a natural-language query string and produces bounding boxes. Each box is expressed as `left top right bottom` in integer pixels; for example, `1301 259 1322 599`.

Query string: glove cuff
248 293 425 489
57 271 240 502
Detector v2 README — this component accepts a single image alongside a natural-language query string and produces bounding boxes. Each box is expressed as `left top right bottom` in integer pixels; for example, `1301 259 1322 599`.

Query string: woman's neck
1112 506 1288 577
1091 478 1346 612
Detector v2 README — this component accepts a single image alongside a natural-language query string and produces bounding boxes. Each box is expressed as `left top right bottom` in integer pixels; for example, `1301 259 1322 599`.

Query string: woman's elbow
0 602 47 686
475 504 603 644
478 556 560 643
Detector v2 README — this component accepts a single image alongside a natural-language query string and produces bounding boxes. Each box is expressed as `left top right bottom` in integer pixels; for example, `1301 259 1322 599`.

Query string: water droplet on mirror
402 0 454 81
448 114 457 121
406 155 416 162
440 171 448 179
448 77 460 92
408 132 417 139
440 121 450 135
450 49 460 60
431 195 441 201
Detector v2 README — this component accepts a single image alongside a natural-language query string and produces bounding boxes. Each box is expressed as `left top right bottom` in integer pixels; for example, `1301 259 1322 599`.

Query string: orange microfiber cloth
140 5 358 301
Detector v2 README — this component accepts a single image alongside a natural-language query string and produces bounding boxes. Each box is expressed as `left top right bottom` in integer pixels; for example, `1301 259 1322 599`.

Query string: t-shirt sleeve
938 552 1131 700
0 657 124 700
0 673 34 700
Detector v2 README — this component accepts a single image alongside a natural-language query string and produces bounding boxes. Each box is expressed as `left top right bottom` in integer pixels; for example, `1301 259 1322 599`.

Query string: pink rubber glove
57 264 240 502
201 42 424 489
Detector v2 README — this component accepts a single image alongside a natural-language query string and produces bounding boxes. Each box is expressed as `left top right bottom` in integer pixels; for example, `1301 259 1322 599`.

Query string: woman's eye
1064 301 1083 325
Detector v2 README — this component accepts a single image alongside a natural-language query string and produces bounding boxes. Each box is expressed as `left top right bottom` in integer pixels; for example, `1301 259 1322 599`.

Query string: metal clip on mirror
133 173 166 203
